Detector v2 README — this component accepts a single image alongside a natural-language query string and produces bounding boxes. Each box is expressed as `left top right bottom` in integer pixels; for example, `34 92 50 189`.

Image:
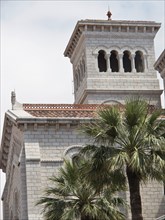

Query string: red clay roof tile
23 104 100 118
23 103 164 118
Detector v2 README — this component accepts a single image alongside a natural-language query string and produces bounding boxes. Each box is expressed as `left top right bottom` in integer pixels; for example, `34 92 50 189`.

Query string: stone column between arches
119 54 124 72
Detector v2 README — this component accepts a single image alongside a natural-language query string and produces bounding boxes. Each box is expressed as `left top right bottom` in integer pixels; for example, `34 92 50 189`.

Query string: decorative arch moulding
93 46 148 55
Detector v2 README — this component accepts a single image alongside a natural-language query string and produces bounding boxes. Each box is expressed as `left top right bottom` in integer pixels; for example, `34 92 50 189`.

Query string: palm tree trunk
126 166 143 220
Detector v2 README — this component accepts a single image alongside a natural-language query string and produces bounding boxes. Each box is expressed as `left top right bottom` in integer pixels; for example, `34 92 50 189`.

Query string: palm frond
124 98 148 129
79 98 165 219
37 158 125 220
36 197 65 220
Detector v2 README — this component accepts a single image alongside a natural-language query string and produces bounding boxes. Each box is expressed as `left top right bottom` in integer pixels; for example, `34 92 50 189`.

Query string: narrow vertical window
78 68 82 82
75 74 78 91
98 50 107 72
135 51 144 72
110 50 119 72
10 211 13 220
14 192 19 220
123 50 132 72
80 63 84 79
82 59 86 76
77 71 80 87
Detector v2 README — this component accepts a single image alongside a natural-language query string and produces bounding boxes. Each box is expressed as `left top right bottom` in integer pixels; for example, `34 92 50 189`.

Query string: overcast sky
1 1 165 121
0 0 165 216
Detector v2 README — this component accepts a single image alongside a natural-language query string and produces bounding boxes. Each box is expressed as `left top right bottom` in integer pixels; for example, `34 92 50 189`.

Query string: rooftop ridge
81 19 160 24
23 103 100 110
22 103 159 118
22 103 122 118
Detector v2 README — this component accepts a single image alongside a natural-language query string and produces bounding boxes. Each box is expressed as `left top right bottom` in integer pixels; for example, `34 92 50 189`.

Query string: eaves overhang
64 19 161 59
154 49 165 79
1 104 164 173
154 49 165 70
0 112 13 172
0 109 94 173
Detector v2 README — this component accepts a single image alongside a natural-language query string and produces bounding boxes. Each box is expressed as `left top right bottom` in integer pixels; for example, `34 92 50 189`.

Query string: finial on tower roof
107 9 112 20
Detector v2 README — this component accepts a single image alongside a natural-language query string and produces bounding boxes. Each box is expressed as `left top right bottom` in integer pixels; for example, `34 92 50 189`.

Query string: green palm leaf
80 98 165 220
37 158 125 220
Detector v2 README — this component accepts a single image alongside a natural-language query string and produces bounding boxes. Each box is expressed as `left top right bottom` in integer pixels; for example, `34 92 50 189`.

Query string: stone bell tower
64 12 162 106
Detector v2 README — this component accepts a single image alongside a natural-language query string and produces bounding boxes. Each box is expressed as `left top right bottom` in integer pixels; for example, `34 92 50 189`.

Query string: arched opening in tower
135 51 144 72
110 50 119 72
98 50 107 72
123 50 132 72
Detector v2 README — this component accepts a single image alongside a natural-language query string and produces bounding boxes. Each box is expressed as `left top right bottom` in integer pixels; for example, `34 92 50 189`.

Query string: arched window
64 145 83 159
134 51 144 72
123 50 132 72
98 50 107 72
110 50 119 72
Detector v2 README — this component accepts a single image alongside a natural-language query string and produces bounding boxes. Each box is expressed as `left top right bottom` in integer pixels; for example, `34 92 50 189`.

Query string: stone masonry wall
3 120 165 220
82 92 162 107
23 122 165 220
2 125 28 220
23 122 89 220
73 31 162 106
141 181 165 219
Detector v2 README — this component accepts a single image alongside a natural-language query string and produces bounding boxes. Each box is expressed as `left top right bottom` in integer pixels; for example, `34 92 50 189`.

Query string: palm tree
80 98 165 220
37 159 126 220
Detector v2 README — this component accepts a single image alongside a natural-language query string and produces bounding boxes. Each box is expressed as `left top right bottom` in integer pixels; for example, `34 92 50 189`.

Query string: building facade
64 18 162 106
154 49 165 104
0 16 165 220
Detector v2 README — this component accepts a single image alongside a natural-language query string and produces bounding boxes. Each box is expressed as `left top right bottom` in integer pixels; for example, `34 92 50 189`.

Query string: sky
0 0 165 217
1 1 165 117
